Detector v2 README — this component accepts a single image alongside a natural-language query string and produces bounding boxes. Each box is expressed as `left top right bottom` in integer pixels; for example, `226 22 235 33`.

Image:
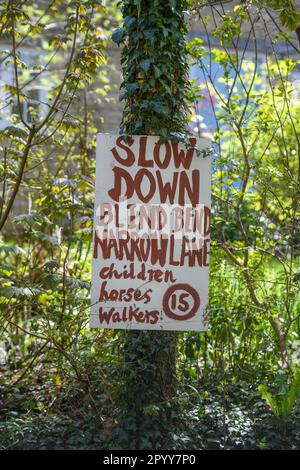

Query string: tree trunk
116 0 190 446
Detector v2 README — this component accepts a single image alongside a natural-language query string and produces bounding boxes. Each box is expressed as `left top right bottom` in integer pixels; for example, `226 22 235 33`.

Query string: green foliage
187 1 300 379
109 0 193 450
261 0 300 30
1 0 300 452
258 370 300 421
113 0 190 139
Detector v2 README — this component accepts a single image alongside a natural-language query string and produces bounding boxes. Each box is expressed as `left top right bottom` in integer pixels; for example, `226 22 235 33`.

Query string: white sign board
90 134 211 331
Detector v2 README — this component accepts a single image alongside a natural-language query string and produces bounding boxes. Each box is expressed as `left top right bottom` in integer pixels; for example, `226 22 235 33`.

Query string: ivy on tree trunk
112 0 190 448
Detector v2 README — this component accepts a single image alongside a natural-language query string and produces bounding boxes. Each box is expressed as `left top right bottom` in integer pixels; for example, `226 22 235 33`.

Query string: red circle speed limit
162 283 200 321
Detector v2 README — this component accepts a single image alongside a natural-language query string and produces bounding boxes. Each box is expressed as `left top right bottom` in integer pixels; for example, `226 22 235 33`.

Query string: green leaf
124 16 136 28
111 27 125 46
153 102 169 114
13 214 47 226
140 59 152 72
43 260 60 272
120 82 139 100
2 125 28 139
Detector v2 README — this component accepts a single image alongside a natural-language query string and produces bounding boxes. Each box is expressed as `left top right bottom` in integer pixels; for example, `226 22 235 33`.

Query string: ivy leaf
126 83 139 94
120 82 139 100
140 59 152 72
124 16 136 29
153 102 169 114
111 27 125 46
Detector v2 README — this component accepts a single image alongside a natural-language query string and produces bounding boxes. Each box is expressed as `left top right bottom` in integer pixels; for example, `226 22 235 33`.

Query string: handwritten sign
90 134 211 331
